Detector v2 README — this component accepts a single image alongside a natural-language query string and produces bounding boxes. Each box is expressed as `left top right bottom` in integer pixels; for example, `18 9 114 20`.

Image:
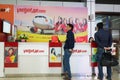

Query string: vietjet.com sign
72 43 91 55
18 43 48 55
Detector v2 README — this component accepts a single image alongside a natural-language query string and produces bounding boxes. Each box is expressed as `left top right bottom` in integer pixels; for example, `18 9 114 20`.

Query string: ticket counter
1 42 92 78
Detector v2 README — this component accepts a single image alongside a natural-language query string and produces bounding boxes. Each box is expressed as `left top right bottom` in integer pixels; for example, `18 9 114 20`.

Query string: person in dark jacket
62 24 75 80
94 22 112 80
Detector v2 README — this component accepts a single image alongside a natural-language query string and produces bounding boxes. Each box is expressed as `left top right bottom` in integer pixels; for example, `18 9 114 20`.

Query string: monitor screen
3 20 11 33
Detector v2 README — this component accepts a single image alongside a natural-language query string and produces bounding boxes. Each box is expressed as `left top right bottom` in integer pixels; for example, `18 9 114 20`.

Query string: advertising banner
14 5 88 42
49 42 62 67
4 42 18 67
0 4 14 24
91 42 98 67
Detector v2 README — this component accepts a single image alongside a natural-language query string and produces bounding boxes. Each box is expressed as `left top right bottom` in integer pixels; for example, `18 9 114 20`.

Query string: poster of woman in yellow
50 47 61 62
4 42 18 67
5 47 17 63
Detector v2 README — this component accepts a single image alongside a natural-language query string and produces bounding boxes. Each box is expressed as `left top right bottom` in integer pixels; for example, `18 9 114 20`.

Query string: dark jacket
64 30 75 50
94 29 112 48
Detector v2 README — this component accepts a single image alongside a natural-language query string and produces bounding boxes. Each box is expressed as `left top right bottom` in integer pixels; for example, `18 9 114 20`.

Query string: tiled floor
0 70 119 80
0 70 120 80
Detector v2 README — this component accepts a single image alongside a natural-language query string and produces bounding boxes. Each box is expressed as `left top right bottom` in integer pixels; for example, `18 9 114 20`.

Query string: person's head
8 48 14 56
82 18 87 25
63 18 67 24
89 37 94 43
51 48 56 56
58 16 62 23
97 22 103 30
68 17 73 24
75 18 79 23
67 24 74 31
95 27 98 31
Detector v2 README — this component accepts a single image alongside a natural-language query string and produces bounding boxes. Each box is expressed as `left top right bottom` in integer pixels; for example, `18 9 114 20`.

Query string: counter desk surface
2 42 91 77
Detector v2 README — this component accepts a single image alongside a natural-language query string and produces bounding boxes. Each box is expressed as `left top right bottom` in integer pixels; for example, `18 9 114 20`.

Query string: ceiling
28 0 120 4
96 0 120 4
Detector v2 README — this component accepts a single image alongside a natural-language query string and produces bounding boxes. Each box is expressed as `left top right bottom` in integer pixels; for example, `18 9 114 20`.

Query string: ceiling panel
27 0 120 4
96 0 120 4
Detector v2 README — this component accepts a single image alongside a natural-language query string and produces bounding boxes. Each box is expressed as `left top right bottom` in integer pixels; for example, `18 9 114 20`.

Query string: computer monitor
3 20 11 34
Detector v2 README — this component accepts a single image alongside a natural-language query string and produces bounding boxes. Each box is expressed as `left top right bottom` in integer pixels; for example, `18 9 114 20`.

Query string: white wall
87 0 96 38
0 42 5 77
96 4 120 13
0 0 85 7
0 0 16 4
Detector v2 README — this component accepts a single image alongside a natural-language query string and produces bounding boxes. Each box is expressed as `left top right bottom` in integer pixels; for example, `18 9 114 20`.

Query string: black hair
51 48 56 56
88 37 94 43
75 18 79 23
68 17 73 24
97 22 103 30
8 48 14 55
82 18 87 25
56 16 62 25
67 23 74 31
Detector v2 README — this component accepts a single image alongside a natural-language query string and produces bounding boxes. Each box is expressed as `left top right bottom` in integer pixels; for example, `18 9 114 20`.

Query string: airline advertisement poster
4 42 18 67
49 42 62 67
0 4 14 24
91 42 98 67
14 5 88 42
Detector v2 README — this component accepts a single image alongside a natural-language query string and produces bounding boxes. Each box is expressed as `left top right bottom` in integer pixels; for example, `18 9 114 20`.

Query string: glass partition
96 14 120 43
